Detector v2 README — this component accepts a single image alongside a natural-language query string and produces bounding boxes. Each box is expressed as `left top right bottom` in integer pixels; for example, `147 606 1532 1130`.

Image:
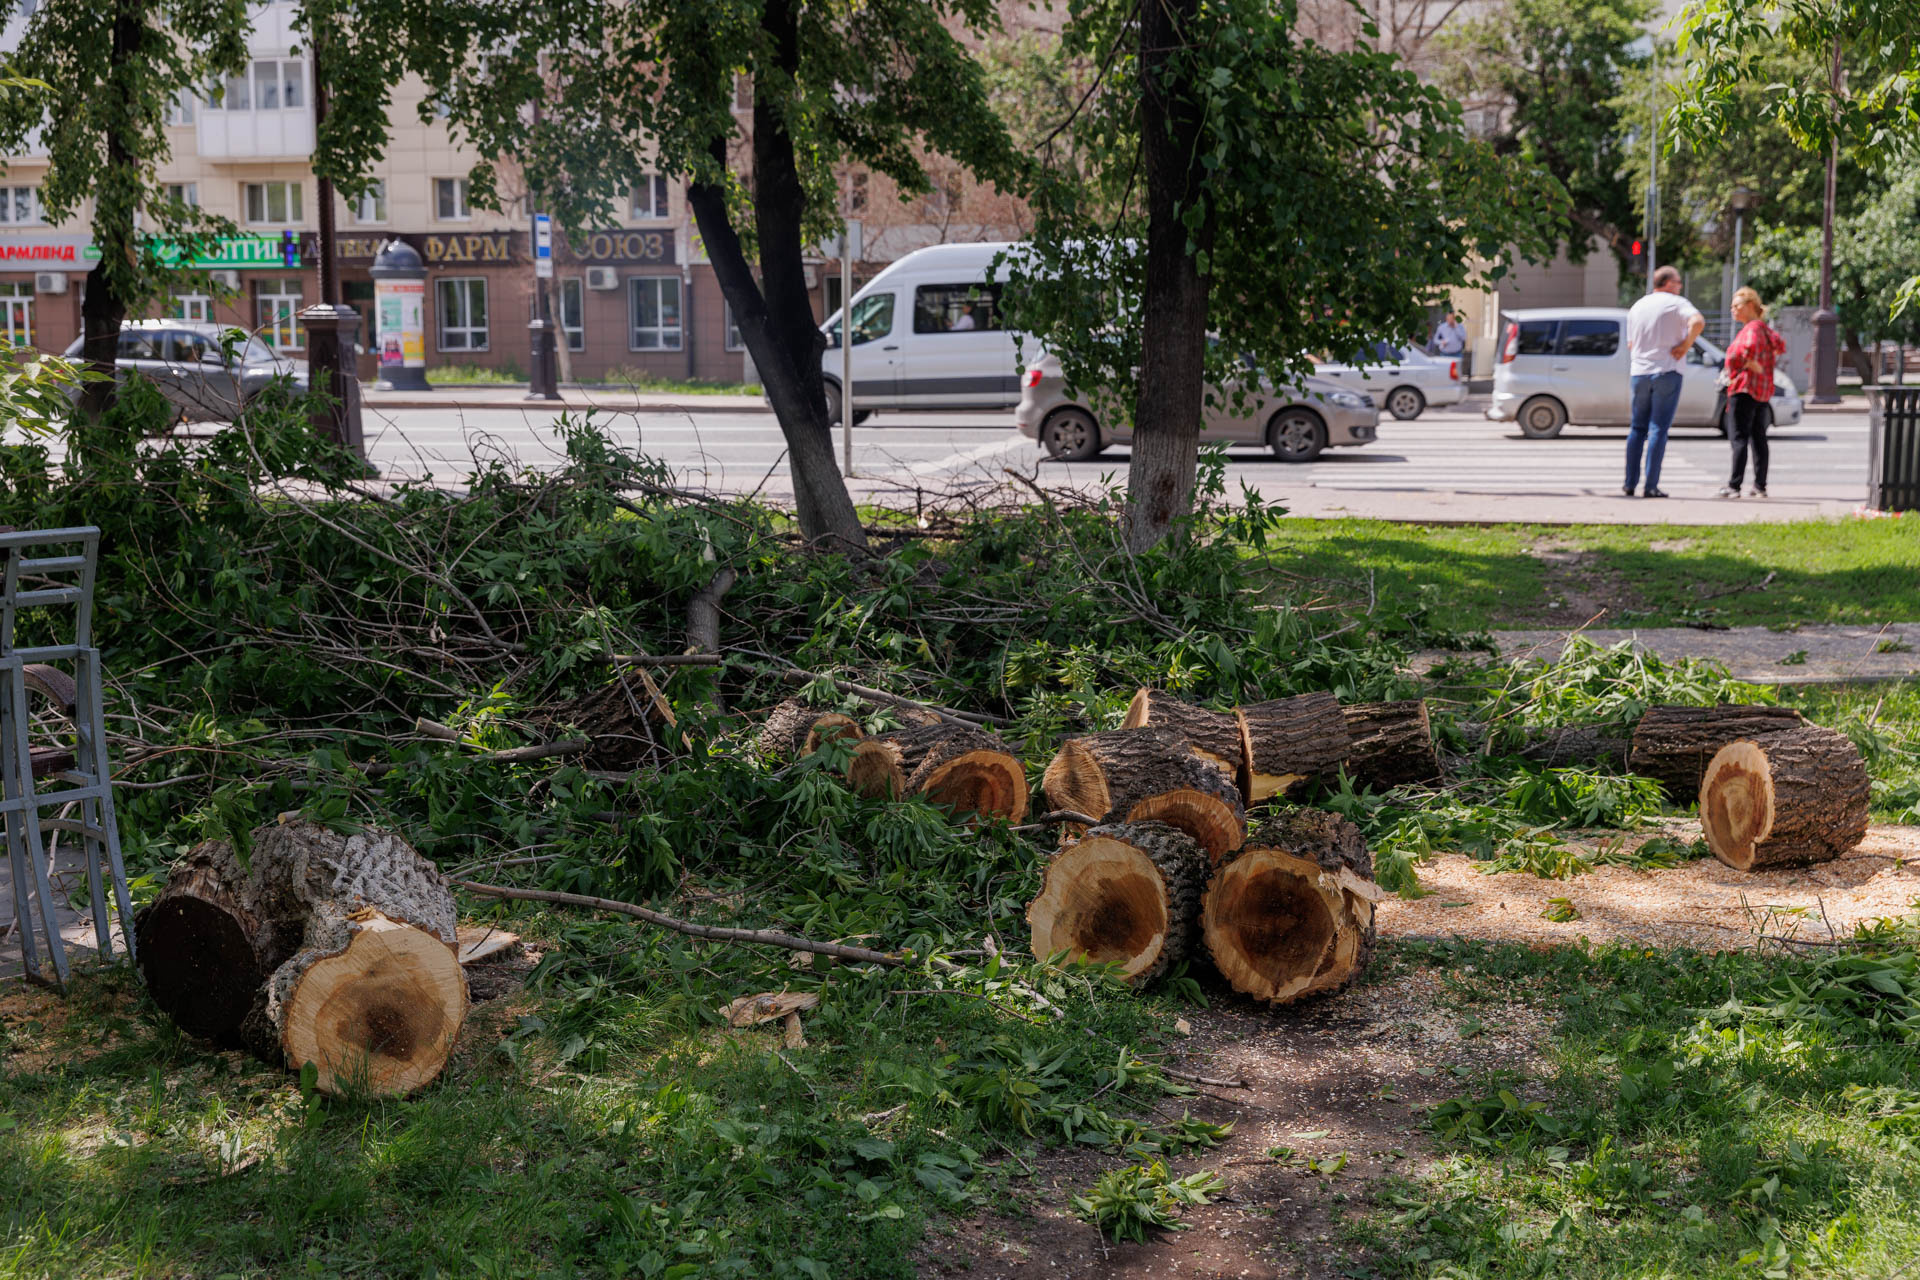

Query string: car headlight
1327 391 1365 409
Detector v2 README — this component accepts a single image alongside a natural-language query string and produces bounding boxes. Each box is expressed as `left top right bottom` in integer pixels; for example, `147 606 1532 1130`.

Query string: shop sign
83 233 302 270
0 238 89 264
322 232 524 266
561 229 674 266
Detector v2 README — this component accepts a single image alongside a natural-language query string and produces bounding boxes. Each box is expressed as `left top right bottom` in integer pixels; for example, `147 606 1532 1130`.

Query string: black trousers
1728 392 1769 490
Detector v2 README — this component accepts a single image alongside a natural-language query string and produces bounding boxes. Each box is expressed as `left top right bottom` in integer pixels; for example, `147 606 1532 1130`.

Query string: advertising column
369 238 428 391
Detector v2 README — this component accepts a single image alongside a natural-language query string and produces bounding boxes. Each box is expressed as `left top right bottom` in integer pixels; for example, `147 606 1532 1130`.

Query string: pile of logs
758 698 1030 822
135 821 467 1097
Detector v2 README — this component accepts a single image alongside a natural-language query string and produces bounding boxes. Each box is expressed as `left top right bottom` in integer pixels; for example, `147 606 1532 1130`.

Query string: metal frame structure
0 526 136 987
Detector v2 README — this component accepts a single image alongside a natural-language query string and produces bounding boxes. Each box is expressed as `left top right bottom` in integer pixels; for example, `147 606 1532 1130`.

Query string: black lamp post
1810 32 1843 403
298 37 369 461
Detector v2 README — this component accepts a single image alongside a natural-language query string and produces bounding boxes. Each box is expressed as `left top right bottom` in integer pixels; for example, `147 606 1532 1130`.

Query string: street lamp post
1811 31 1843 403
298 38 369 464
1729 185 1755 327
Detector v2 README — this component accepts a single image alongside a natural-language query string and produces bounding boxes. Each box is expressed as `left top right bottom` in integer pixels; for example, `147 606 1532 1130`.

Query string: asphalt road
359 399 1876 523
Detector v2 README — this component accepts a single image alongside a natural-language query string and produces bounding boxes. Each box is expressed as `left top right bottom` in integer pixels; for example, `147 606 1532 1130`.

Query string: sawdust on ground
1379 824 1920 951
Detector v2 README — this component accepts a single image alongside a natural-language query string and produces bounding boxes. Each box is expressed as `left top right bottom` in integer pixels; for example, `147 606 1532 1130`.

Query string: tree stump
1700 727 1871 871
1025 822 1208 985
136 821 466 1097
877 722 1029 822
1628 704 1805 799
1235 693 1352 802
1341 701 1442 788
1200 808 1378 1005
756 698 864 762
1121 689 1247 781
1040 727 1244 861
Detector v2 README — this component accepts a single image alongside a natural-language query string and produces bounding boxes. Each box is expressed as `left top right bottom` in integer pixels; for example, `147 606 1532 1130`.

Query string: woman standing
1719 287 1787 498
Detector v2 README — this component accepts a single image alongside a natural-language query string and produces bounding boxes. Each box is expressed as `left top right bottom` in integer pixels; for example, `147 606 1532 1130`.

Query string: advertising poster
375 277 426 369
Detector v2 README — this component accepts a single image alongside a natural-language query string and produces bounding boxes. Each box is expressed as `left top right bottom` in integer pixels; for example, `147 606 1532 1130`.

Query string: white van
818 242 1024 422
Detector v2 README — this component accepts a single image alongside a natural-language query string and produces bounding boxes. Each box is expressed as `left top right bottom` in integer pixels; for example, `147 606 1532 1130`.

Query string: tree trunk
1700 726 1870 871
756 698 863 762
75 0 142 423
1200 808 1378 1005
1628 704 1804 799
1126 0 1216 553
1122 688 1246 782
1040 726 1245 861
875 722 1029 822
682 0 866 554
1843 328 1875 386
1025 821 1208 985
137 822 466 1097
1514 723 1635 771
1236 693 1352 803
1341 701 1442 788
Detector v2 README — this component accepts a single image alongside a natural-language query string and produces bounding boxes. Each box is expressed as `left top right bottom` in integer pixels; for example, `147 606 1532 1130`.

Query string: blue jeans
1626 371 1683 492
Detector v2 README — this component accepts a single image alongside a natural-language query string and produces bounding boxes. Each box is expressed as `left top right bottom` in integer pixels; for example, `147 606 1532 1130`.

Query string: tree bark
1515 722 1634 771
1700 727 1870 871
1026 821 1209 985
1341 701 1443 788
1200 807 1378 1005
134 841 267 1039
1628 704 1804 799
1236 693 1352 803
1127 0 1217 552
682 0 867 554
1122 688 1246 781
875 722 1029 822
756 698 863 762
1040 726 1245 861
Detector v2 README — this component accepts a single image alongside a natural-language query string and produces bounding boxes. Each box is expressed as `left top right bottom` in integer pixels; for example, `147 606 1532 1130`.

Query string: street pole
1811 30 1843 403
1646 41 1658 291
841 234 853 479
1731 208 1742 325
299 36 369 468
525 97 560 402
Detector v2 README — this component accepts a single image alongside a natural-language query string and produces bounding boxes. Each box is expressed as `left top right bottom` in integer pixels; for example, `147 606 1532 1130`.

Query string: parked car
1313 340 1466 420
1014 353 1379 462
1486 306 1803 439
817 241 1027 424
62 320 307 423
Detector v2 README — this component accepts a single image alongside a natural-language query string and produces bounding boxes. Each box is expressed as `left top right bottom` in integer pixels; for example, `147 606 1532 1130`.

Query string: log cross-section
756 698 864 762
1700 726 1871 871
877 722 1029 823
1025 822 1209 985
1040 727 1244 860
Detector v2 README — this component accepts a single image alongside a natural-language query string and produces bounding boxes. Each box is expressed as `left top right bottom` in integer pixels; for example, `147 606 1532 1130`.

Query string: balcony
196 57 313 161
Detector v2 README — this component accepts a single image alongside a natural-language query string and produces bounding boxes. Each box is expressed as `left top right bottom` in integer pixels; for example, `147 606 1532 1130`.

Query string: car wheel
1268 408 1326 462
1040 408 1102 461
1517 396 1568 439
1385 386 1425 421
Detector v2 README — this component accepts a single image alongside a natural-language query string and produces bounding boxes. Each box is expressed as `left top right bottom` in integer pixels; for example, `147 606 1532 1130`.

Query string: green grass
599 367 760 395
1349 936 1920 1278
1273 518 1920 632
425 362 528 386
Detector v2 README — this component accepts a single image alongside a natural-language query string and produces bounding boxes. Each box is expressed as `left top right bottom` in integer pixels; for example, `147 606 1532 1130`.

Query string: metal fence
1867 386 1920 512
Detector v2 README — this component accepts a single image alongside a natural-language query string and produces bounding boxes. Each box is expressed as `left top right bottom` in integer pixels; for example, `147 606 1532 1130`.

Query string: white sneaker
1717 486 1738 498
1749 487 1767 498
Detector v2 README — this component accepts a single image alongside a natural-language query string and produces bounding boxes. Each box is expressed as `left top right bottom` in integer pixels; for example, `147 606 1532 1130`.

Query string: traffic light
1628 238 1646 274
281 229 300 268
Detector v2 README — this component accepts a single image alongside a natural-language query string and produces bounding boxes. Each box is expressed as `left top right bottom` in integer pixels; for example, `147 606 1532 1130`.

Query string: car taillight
1500 322 1519 364
1449 360 1458 381
1023 366 1044 388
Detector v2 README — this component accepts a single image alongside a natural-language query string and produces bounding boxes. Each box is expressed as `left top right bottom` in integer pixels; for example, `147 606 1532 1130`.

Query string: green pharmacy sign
83 233 303 269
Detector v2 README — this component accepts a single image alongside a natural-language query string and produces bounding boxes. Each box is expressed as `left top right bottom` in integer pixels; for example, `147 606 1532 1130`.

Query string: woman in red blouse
1719 287 1786 498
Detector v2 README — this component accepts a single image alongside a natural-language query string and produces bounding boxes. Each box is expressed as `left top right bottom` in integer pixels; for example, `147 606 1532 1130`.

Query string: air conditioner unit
32 272 66 294
586 266 620 291
208 269 242 291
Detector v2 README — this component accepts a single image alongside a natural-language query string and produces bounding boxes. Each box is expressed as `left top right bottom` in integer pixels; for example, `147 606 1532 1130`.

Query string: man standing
1431 311 1466 357
1623 266 1704 498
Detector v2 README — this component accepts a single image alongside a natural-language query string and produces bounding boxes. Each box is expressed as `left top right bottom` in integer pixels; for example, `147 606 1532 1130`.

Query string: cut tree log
1514 723 1633 771
1025 821 1209 985
136 821 467 1097
877 722 1029 822
1200 808 1378 1005
844 737 907 800
1235 693 1353 803
1699 726 1871 871
1629 704 1805 799
756 698 864 762
1040 727 1244 861
1341 701 1442 788
1121 689 1247 781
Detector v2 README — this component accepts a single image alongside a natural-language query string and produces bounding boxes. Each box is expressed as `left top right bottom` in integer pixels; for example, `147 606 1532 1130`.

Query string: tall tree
1433 0 1651 265
312 0 1026 553
1006 0 1561 550
0 0 247 421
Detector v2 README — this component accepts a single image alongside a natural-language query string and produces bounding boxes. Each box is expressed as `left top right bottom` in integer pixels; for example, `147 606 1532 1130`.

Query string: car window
117 331 163 361
1557 319 1619 357
913 283 1002 334
241 336 276 364
1686 342 1708 366
1513 320 1557 356
167 331 221 364
846 292 895 345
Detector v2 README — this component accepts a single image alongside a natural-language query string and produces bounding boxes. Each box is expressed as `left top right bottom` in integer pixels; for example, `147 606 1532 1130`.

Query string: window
0 186 40 225
166 329 221 364
221 69 250 110
437 277 488 351
559 277 583 352
164 182 198 209
732 74 752 112
166 88 195 126
169 293 212 322
0 281 31 346
921 172 962 220
827 291 894 347
244 58 304 111
256 278 303 350
628 276 682 350
913 283 1001 334
1509 318 1557 356
725 302 745 352
351 180 387 225
243 181 303 224
847 171 868 214
630 175 670 220
1557 319 1620 357
117 329 163 360
435 177 471 221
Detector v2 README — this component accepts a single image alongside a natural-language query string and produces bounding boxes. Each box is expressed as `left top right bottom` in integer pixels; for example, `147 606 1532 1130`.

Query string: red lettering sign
0 244 76 261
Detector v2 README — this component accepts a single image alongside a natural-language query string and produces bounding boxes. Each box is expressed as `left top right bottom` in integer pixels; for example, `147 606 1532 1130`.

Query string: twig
1012 809 1102 831
609 651 1011 728
1163 1067 1250 1089
452 879 906 967
1698 570 1776 602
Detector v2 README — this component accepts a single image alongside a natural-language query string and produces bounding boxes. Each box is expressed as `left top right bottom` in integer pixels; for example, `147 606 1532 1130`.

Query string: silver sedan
1014 355 1379 462
1313 341 1467 420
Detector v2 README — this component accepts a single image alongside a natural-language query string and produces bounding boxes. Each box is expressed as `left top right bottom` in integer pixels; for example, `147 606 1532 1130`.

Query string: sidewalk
361 383 771 414
1417 622 1920 685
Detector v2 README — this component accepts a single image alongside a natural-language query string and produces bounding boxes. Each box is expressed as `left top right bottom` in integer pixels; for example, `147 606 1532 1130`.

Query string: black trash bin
1867 386 1920 512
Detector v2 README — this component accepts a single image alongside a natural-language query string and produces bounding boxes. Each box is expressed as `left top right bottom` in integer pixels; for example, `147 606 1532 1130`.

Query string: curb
363 396 773 414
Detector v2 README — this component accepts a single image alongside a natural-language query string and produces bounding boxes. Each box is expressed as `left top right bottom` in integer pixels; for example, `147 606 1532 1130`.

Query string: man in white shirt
1432 313 1466 356
1622 265 1704 498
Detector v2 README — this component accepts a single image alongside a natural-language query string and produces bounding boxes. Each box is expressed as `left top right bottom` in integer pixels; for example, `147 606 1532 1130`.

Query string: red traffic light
1630 239 1643 255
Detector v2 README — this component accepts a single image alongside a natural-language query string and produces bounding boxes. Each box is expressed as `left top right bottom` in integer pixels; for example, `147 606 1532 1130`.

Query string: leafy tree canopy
1743 165 1920 350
